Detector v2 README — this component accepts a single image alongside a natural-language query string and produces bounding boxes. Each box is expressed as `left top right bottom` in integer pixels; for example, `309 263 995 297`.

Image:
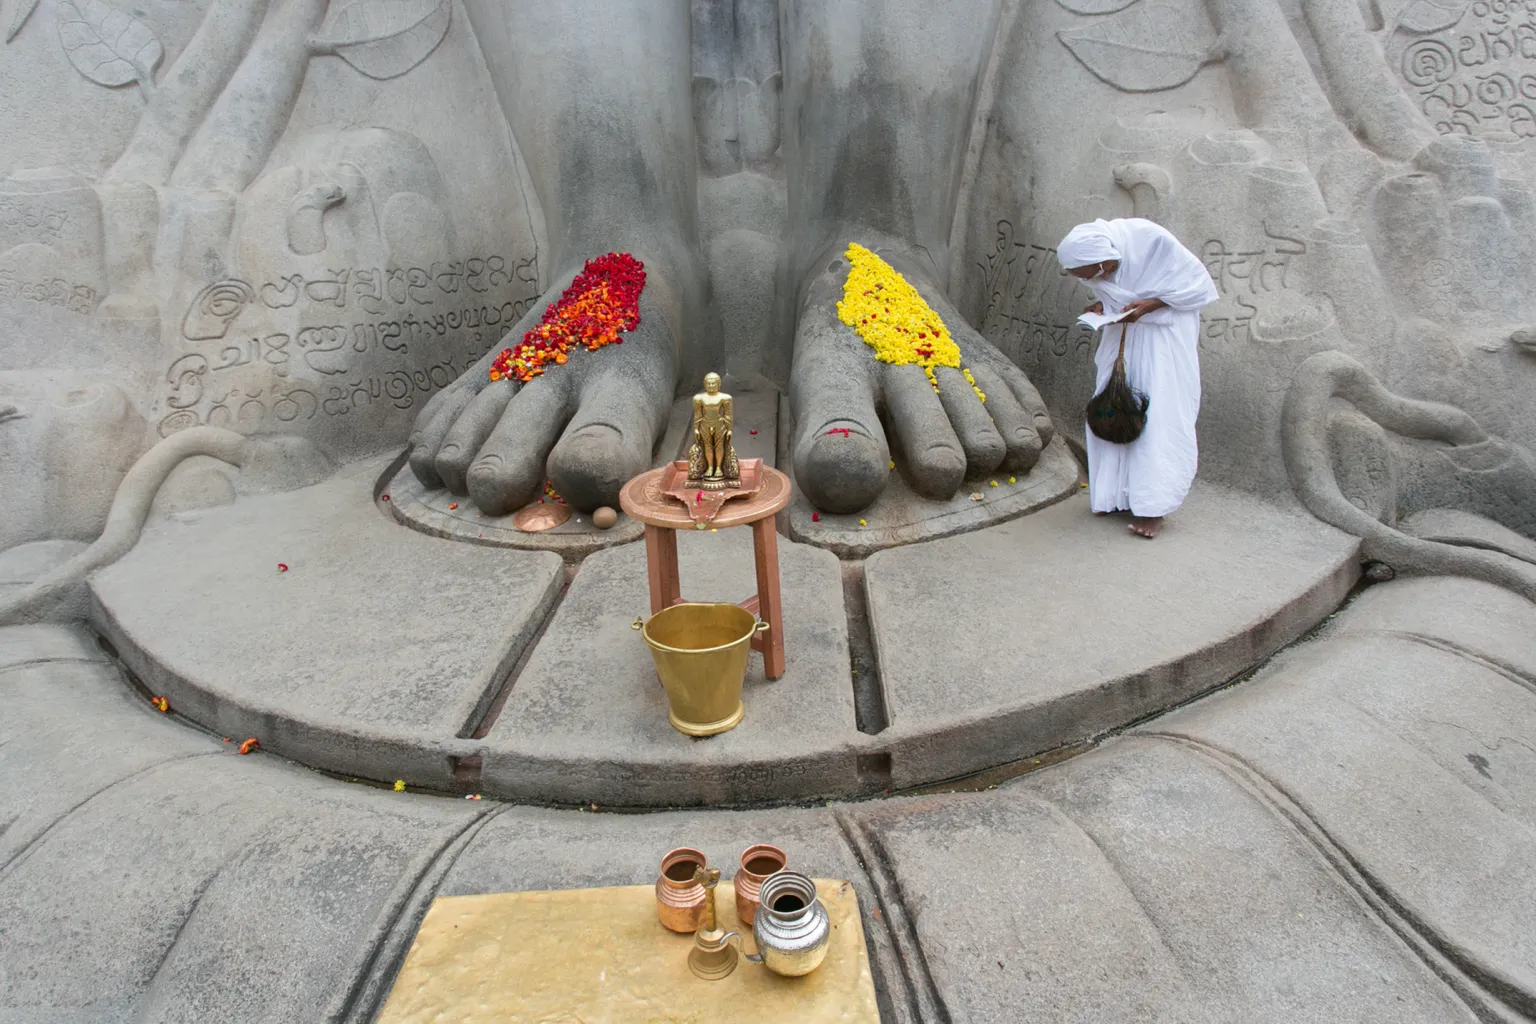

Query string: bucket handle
631 617 770 634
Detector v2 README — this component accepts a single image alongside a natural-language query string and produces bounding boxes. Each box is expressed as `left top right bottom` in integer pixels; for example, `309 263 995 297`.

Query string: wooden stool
619 464 792 680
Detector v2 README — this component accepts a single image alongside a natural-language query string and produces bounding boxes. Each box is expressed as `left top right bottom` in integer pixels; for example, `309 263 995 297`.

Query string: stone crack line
1139 731 1534 1024
461 564 572 740
334 803 514 1023
833 807 951 1024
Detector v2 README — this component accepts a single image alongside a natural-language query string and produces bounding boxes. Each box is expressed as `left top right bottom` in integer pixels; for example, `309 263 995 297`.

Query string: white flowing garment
1058 218 1218 518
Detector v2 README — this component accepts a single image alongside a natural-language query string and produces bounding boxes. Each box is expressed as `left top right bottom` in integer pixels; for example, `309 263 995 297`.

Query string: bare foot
1129 516 1164 538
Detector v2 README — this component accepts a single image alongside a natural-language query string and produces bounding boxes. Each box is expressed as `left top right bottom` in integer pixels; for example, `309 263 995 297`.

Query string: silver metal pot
744 871 830 977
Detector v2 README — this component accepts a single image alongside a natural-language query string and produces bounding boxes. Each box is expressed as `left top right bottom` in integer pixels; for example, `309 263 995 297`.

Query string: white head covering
1056 220 1121 269
1056 218 1218 312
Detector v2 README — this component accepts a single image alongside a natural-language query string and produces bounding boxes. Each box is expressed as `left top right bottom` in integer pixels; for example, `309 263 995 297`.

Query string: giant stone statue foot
407 260 677 514
790 237 1055 515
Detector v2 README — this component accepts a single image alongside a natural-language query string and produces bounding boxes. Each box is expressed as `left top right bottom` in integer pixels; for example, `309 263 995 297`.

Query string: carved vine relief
0 0 536 459
1055 0 1218 93
11 0 449 95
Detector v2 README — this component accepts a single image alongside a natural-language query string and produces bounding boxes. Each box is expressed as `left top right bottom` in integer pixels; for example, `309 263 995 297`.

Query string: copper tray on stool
659 458 764 528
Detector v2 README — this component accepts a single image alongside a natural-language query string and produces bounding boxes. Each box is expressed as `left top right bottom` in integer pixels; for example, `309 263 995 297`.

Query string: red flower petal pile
490 252 645 384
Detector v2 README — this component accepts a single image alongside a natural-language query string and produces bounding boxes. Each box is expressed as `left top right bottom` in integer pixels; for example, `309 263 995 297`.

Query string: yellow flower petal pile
838 243 961 391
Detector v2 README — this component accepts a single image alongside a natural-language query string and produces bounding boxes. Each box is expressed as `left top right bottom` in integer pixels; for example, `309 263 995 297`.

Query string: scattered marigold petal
238 738 259 755
989 480 998 487
448 502 458 510
859 519 867 526
150 696 169 713
465 793 482 800
1009 476 1016 483
393 779 406 792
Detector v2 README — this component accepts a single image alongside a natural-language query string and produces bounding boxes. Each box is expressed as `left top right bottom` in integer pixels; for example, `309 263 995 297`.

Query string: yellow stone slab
378 879 880 1023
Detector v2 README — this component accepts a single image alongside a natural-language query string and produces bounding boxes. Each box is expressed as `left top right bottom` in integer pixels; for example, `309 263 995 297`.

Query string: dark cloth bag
1085 325 1148 444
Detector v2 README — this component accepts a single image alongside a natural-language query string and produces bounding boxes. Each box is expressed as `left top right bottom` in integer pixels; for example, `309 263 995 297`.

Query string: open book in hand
1077 308 1135 331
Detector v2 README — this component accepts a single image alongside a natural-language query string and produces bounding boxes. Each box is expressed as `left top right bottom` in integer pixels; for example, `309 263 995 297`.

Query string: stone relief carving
1386 0 1536 138
692 0 786 380
1057 1 1218 93
1284 350 1536 599
0 0 535 551
55 0 162 93
309 0 450 80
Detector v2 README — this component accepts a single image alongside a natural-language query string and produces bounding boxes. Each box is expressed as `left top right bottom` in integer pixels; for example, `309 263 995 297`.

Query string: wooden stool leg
644 526 681 614
751 518 786 679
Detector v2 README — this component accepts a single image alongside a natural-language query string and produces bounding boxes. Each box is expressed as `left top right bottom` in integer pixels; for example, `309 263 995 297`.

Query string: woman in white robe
1056 218 1218 537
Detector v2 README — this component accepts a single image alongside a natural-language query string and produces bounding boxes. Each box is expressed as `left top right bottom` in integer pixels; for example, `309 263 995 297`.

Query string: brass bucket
632 603 768 737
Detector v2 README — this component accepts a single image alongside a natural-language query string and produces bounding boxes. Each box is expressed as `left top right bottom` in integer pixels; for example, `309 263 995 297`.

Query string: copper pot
656 847 709 933
733 843 787 926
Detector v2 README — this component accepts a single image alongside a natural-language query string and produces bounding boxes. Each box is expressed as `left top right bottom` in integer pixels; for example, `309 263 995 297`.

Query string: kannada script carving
0 265 96 313
1394 1 1536 136
0 198 69 241
159 250 538 438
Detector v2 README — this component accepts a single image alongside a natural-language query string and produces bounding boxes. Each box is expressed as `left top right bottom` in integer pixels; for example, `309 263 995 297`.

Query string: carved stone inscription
1394 1 1536 137
157 252 538 438
1199 224 1305 347
974 219 1312 357
976 220 1098 364
0 260 97 313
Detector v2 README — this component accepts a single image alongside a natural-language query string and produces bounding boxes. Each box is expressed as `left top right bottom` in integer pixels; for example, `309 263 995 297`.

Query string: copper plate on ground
512 502 572 532
376 879 878 1024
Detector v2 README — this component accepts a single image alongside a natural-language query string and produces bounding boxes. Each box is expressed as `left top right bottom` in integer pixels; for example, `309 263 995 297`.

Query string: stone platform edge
83 545 1360 807
871 542 1363 789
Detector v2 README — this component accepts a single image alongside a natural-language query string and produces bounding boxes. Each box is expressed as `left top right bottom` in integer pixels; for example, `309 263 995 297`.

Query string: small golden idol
686 372 740 491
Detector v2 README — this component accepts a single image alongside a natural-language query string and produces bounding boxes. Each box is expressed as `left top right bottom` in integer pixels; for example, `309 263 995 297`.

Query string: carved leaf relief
54 0 162 88
312 0 450 80
1382 0 1469 34
1054 0 1141 14
6 0 43 43
1058 2 1215 93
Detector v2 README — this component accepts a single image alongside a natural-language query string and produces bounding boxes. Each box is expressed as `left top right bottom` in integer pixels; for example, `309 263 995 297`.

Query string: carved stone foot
407 258 677 514
789 235 1055 514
